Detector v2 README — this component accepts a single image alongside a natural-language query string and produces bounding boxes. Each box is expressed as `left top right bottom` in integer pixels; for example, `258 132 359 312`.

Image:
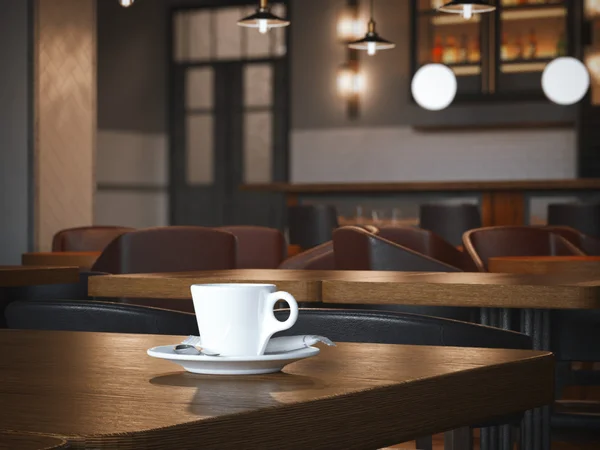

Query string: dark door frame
166 0 291 227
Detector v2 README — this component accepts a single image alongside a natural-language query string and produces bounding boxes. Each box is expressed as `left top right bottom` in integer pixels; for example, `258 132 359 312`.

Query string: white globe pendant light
542 57 590 105
411 64 458 111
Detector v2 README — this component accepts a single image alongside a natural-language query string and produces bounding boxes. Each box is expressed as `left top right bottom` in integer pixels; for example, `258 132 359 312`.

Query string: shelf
501 2 565 12
501 57 555 73
430 14 481 26
452 65 482 76
502 6 566 21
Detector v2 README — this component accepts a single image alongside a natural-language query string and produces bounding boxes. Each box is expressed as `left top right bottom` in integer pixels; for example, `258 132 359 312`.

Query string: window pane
187 115 214 185
185 10 212 61
244 64 273 107
216 7 243 59
244 112 272 183
187 67 214 110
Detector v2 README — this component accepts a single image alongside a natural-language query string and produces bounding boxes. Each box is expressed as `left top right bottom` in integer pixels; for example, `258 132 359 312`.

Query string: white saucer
147 345 320 375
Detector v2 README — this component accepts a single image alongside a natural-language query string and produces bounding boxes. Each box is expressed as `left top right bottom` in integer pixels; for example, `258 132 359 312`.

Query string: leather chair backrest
377 226 477 271
548 202 600 239
545 226 600 256
5 300 199 335
92 226 236 274
333 226 463 272
463 226 585 272
52 226 134 252
218 226 285 269
279 241 334 270
419 203 482 247
288 205 339 249
274 309 530 350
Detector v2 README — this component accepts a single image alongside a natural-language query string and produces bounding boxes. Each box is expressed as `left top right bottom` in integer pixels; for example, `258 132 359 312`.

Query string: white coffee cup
191 283 299 357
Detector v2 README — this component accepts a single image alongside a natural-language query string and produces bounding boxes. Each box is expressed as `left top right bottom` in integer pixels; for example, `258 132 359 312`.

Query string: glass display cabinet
412 0 573 100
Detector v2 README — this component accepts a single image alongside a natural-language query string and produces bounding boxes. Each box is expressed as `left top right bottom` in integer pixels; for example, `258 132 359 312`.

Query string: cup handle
257 291 299 355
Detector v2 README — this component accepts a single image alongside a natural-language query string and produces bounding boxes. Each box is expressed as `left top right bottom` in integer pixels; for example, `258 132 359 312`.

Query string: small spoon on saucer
173 344 220 357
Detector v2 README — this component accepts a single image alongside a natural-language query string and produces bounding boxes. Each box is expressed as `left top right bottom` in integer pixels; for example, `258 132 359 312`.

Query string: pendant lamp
238 0 290 34
118 0 135 7
439 0 496 20
348 0 395 56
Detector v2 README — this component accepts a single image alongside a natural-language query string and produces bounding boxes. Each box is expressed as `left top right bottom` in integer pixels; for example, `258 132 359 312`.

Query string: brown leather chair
333 226 463 272
463 226 585 272
331 227 473 321
52 226 134 252
91 227 237 313
545 226 600 256
218 226 286 269
92 226 237 274
278 242 334 270
377 226 477 271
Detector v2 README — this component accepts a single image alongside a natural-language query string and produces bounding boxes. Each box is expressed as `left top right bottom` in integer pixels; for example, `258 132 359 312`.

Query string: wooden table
22 251 101 270
0 432 69 450
89 269 600 310
489 256 600 276
0 330 553 449
88 268 597 450
0 266 79 288
89 269 331 302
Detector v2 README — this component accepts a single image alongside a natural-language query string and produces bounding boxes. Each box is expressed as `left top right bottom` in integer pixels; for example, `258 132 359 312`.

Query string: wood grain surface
240 179 600 194
88 269 337 301
0 330 553 450
0 432 69 450
322 272 600 309
489 256 600 276
0 266 79 288
90 269 600 310
22 252 101 269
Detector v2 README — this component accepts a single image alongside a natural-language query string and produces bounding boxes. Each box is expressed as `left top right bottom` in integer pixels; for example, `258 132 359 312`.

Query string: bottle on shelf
432 35 444 63
526 29 537 59
469 34 481 63
515 33 524 60
458 34 468 63
443 36 457 64
501 33 510 61
557 32 567 57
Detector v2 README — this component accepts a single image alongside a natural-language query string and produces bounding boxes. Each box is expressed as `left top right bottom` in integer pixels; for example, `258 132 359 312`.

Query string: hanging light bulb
438 1 495 19
118 0 135 7
238 0 290 34
463 4 473 19
348 0 395 56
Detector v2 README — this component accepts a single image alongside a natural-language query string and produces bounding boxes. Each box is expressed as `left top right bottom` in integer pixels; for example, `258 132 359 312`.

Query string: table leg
520 308 551 450
480 308 551 450
415 436 432 450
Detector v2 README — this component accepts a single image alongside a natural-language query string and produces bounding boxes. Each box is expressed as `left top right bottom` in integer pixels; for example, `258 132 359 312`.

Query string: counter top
241 179 600 194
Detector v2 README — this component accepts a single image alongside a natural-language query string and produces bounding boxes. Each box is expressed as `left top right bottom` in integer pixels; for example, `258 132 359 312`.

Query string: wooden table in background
89 269 334 302
0 266 79 288
489 256 600 276
0 330 553 449
22 252 101 270
89 269 600 310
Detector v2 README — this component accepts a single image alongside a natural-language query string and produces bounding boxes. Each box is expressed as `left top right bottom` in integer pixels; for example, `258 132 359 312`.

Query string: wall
96 0 169 228
290 0 577 183
0 1 32 264
95 0 579 214
35 0 97 251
